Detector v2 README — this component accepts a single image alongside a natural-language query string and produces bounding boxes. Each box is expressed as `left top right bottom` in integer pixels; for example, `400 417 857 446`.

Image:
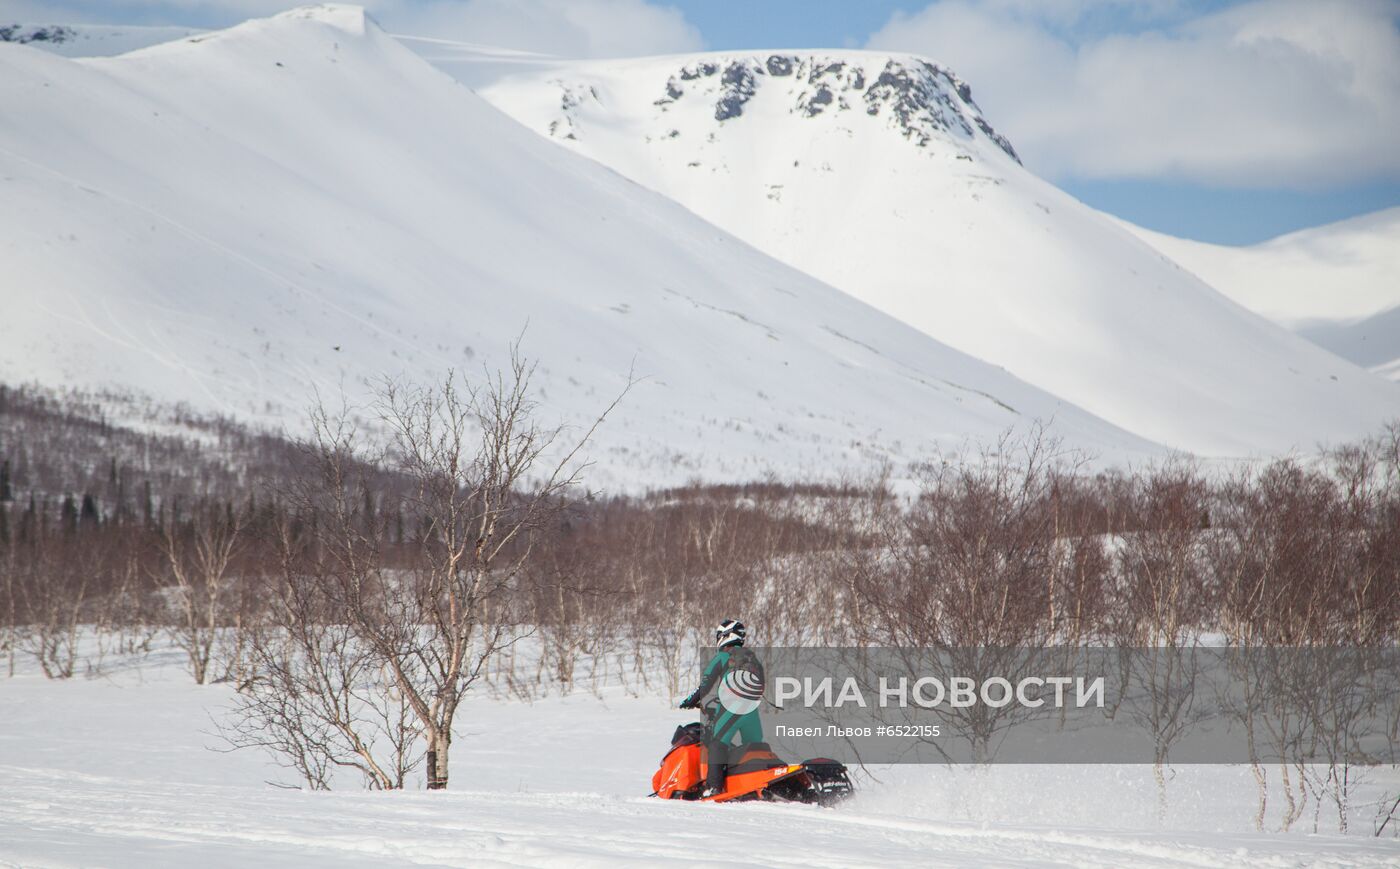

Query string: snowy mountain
1299 308 1400 382
0 5 1158 487
1119 209 1400 382
1118 208 1400 329
0 22 202 57
471 51 1400 456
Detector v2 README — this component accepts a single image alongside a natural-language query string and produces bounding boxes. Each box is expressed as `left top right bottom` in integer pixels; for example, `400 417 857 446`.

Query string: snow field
2 644 1398 868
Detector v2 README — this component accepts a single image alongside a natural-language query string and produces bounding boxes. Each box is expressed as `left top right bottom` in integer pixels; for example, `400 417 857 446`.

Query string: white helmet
716 618 746 649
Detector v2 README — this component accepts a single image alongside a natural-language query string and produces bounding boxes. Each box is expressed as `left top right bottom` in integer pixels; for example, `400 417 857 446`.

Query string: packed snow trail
2 653 1397 869
7 773 1393 868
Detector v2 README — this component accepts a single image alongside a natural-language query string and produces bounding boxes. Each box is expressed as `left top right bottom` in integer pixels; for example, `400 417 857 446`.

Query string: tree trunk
427 731 450 790
1153 753 1168 822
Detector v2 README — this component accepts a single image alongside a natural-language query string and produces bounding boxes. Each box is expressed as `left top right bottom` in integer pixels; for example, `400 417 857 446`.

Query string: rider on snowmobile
679 618 765 797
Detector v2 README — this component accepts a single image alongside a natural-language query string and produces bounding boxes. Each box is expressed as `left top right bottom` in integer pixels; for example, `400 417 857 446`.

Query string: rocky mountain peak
648 53 1019 163
0 24 78 47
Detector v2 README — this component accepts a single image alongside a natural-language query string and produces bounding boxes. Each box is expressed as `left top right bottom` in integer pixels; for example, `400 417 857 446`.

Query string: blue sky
671 0 1243 49
4 0 1397 245
664 1 929 52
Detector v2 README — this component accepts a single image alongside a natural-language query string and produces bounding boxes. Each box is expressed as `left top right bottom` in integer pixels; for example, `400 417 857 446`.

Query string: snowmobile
650 699 854 805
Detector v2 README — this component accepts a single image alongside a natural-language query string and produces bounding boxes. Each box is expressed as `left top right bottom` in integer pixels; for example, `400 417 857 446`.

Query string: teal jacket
681 650 730 708
683 647 764 714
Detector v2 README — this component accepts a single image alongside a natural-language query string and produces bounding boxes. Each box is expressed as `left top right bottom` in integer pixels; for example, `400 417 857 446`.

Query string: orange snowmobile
650 701 854 805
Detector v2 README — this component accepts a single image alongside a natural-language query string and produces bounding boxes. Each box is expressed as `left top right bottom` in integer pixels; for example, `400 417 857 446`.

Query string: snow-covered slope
1119 209 1400 382
1118 208 1400 329
473 51 1400 456
1300 307 1400 381
0 5 1156 486
0 23 202 57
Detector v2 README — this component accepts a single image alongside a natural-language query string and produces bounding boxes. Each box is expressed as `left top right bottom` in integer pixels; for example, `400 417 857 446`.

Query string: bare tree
1109 459 1210 820
366 352 626 788
837 431 1078 762
224 509 420 790
16 524 91 679
158 499 247 684
229 350 627 790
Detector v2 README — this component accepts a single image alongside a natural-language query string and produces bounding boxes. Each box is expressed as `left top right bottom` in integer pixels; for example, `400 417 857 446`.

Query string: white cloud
0 0 294 25
0 0 703 57
867 0 1400 187
376 0 702 57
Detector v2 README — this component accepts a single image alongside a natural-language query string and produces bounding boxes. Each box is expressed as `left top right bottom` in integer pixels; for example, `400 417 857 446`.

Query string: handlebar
680 697 722 725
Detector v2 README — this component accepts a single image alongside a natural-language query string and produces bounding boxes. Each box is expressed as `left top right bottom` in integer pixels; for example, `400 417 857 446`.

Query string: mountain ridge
0 21 202 57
